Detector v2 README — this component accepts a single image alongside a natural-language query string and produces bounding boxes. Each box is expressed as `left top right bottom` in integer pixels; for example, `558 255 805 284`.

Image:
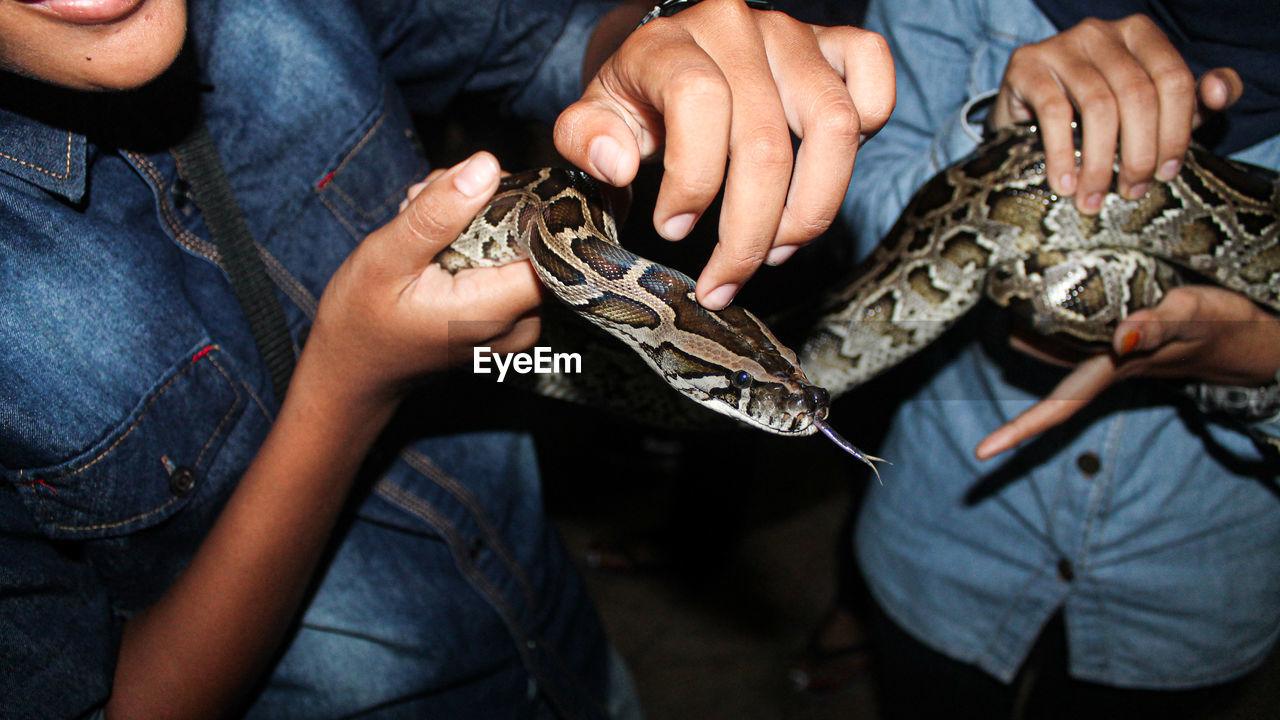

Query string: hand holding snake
555 0 895 310
977 15 1280 458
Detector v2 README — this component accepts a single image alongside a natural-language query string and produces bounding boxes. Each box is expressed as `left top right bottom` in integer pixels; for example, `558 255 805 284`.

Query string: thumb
1112 289 1195 356
1193 67 1244 127
365 152 501 273
554 97 644 188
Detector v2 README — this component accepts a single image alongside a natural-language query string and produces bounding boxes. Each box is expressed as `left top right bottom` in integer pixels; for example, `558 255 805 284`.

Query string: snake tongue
813 417 888 481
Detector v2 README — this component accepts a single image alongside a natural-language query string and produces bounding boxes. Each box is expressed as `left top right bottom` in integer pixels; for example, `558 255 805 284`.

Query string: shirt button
468 536 485 562
1076 451 1101 476
1057 558 1075 582
169 466 197 497
171 178 194 211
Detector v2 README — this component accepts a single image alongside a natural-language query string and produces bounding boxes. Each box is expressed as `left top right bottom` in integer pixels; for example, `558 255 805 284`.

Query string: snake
436 166 879 469
800 123 1280 398
437 124 1278 469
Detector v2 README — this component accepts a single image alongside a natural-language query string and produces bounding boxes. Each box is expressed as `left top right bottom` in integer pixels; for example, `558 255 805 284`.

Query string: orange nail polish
1119 331 1141 356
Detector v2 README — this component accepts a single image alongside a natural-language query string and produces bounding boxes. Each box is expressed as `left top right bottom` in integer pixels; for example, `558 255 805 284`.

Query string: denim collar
0 105 88 203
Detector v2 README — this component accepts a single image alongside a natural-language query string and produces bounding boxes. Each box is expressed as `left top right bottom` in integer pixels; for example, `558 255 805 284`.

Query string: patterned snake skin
436 125 1278 466
436 167 878 465
800 124 1280 397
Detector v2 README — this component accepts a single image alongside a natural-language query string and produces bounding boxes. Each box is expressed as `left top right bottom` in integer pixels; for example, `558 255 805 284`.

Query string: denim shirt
842 0 1280 690
0 0 622 717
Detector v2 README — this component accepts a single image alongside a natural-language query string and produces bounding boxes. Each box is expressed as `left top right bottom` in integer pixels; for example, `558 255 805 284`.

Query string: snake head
699 366 884 475
700 364 831 437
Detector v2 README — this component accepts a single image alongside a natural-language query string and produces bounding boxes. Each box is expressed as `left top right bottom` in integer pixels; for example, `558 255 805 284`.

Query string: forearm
106 351 398 720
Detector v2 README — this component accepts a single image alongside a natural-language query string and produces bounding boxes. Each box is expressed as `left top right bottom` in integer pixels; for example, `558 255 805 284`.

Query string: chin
79 0 188 91
1 0 188 91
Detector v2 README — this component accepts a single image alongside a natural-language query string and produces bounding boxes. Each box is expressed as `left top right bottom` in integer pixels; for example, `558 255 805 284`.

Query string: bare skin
975 14 1280 460
0 0 897 716
557 0 895 309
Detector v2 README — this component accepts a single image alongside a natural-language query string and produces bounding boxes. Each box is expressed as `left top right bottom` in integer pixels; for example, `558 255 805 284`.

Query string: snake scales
438 124 1279 466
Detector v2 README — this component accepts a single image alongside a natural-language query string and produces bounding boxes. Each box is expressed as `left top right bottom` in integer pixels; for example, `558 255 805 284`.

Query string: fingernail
1118 330 1141 356
1157 159 1182 181
660 212 697 240
703 284 738 311
453 153 498 197
1058 172 1077 196
589 136 623 186
1127 182 1150 200
765 245 797 266
1082 193 1103 214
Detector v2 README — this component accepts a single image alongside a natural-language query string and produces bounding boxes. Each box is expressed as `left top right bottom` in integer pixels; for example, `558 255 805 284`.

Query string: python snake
439 125 1279 467
800 124 1280 397
437 166 878 468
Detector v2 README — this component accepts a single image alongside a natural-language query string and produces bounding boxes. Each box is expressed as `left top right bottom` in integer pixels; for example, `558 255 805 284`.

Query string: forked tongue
813 417 889 482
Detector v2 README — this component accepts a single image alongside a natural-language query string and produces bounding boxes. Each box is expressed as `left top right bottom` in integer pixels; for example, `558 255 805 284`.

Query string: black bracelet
638 0 773 28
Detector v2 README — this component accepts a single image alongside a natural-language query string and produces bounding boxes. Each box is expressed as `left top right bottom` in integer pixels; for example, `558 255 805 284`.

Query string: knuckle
809 91 861 145
1077 87 1118 114
784 208 834 241
1038 97 1076 123
1152 64 1195 98
1009 44 1040 66
861 29 891 57
664 168 722 202
1075 17 1112 37
1165 287 1203 319
739 129 794 173
667 65 731 105
403 202 456 242
1117 75 1158 109
1118 13 1157 33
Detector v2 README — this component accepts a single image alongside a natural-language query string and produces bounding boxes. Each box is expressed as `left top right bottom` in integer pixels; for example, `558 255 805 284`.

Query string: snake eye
730 370 752 389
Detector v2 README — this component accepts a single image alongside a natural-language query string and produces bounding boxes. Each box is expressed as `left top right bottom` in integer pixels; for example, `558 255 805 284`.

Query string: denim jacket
843 0 1280 691
0 0 624 717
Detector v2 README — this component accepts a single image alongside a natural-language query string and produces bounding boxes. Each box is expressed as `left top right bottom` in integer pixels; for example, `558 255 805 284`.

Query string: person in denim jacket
835 0 1280 717
0 0 894 717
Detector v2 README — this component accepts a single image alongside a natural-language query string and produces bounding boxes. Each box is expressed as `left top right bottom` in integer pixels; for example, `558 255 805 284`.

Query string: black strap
173 120 296 400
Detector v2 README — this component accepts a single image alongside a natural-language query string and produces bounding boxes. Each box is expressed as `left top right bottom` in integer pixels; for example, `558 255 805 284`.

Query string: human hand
554 0 895 310
301 152 543 410
989 14 1243 213
976 285 1280 459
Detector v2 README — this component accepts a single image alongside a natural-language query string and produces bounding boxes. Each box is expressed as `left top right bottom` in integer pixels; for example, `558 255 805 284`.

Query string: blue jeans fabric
839 0 1280 691
0 0 635 717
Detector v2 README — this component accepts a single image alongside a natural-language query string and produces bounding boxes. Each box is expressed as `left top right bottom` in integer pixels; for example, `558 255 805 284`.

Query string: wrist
285 338 403 442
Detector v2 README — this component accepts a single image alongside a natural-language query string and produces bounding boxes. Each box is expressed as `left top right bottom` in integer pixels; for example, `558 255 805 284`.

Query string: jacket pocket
5 342 246 540
315 87 430 240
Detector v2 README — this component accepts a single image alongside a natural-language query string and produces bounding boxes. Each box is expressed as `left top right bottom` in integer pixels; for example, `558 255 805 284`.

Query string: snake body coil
440 126 1278 467
800 124 1280 396
438 168 873 463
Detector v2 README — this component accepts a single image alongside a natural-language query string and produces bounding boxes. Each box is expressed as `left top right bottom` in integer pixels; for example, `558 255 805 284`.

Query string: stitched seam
317 110 415 221
324 175 409 220
43 348 239 532
318 190 365 242
240 378 276 421
0 131 73 179
126 150 219 262
258 243 320 319
325 111 386 182
192 354 244 469
372 478 577 719
40 355 204 484
155 149 317 320
48 493 184 533
398 447 539 607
